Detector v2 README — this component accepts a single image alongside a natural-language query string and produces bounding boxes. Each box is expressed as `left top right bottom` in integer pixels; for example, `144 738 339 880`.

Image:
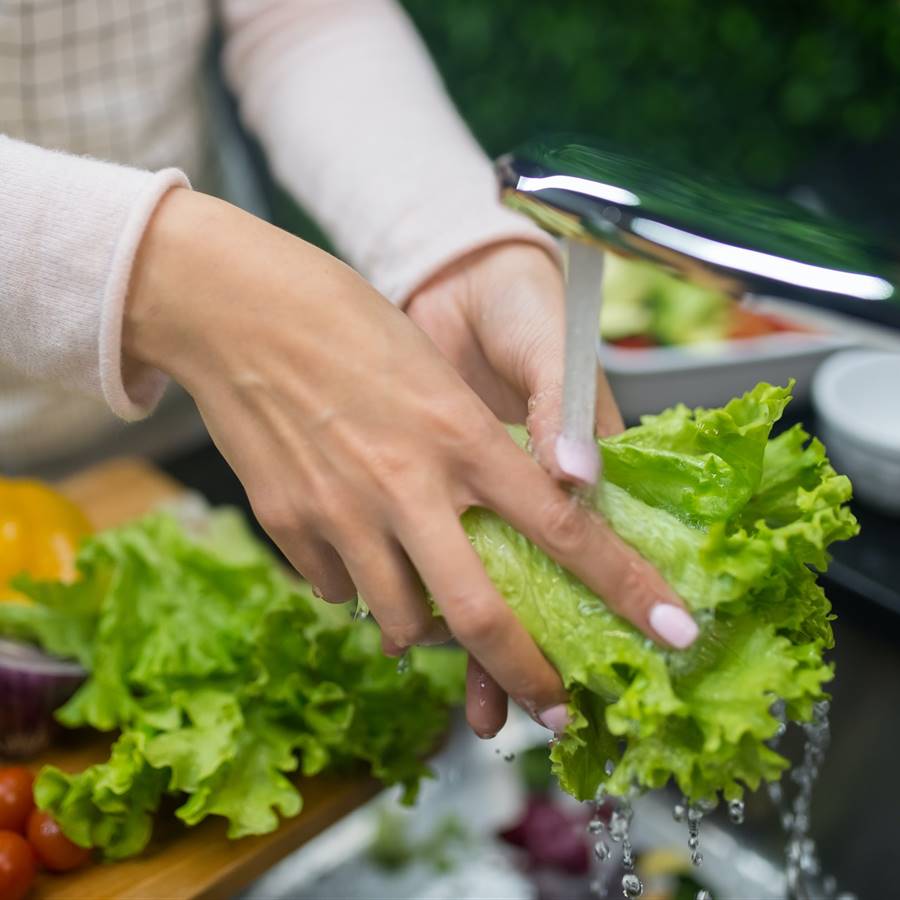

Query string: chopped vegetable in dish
600 254 815 347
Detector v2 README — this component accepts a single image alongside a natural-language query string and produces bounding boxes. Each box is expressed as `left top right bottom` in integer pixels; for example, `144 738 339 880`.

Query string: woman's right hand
123 188 696 738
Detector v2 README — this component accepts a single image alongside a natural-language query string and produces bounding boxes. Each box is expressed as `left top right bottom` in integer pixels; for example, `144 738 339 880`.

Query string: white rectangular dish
597 297 900 421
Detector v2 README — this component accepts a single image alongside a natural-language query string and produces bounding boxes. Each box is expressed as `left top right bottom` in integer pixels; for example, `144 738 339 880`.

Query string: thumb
525 344 624 488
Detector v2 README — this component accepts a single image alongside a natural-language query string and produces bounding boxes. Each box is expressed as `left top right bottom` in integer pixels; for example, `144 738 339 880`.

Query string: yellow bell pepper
0 478 93 603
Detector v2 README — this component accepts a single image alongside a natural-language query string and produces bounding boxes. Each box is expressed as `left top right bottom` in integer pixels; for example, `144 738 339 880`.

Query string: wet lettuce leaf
5 512 464 858
463 382 857 803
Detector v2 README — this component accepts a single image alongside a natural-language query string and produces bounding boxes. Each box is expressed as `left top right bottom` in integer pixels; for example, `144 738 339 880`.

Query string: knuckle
449 595 504 645
605 558 653 616
366 444 418 496
251 491 299 538
384 618 432 649
539 495 589 556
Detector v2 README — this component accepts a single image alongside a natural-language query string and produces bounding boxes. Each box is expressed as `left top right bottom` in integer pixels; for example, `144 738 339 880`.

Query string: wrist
123 187 224 384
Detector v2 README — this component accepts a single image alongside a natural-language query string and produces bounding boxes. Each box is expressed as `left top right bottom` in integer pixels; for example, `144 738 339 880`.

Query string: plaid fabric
0 0 214 177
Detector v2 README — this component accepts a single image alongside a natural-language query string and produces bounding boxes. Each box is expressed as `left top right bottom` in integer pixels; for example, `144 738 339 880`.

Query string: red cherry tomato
611 334 658 349
0 770 34 834
26 810 91 873
0 830 36 900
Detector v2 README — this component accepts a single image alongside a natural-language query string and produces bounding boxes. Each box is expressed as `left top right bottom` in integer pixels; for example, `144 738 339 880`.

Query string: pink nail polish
649 604 699 649
537 703 571 735
555 435 599 485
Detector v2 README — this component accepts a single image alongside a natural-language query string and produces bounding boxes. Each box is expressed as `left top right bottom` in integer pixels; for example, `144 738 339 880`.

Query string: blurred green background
272 0 900 241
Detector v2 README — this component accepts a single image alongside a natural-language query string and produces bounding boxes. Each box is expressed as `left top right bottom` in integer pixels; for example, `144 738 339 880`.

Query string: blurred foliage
400 0 900 232
368 810 469 872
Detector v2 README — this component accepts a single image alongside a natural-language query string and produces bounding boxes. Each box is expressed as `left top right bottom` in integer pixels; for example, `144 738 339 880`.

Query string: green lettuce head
463 382 857 803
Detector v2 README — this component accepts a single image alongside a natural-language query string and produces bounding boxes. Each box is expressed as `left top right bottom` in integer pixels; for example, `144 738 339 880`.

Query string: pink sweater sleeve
221 0 558 304
0 136 188 420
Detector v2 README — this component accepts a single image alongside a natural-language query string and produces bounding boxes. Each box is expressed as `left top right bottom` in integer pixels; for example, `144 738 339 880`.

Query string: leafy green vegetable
462 382 857 803
3 511 464 858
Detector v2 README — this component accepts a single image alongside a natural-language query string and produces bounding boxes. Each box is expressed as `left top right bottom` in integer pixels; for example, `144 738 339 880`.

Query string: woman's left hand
406 240 626 734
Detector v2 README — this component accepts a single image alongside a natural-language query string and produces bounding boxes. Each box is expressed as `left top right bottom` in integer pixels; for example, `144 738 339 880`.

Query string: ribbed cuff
99 168 190 420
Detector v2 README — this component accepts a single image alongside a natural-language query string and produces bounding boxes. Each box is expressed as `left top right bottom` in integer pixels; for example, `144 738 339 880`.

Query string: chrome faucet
497 135 899 327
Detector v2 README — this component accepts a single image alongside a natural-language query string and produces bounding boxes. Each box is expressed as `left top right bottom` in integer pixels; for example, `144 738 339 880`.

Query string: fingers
398 510 568 719
526 367 624 489
269 532 357 604
339 535 451 654
466 656 507 738
479 441 698 650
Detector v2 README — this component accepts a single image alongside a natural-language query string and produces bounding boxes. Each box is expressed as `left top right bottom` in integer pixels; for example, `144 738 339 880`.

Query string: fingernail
555 435 599 485
649 604 699 649
537 703 571 735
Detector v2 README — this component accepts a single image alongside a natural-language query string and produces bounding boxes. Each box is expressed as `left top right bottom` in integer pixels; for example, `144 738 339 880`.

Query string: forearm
221 0 557 304
0 136 188 419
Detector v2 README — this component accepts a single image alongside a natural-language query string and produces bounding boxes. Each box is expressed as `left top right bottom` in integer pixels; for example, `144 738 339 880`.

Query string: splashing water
621 872 642 898
728 798 745 825
684 798 715 868
395 653 410 674
611 796 644 898
759 700 856 900
696 891 713 900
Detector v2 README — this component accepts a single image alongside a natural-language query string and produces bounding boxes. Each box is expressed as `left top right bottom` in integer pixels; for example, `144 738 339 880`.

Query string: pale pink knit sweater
0 0 553 466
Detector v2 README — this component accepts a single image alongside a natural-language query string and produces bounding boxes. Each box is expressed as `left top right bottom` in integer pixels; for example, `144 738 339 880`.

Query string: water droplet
396 653 410 674
767 781 783 805
503 751 516 762
696 891 712 900
672 802 686 823
823 875 837 897
728 798 745 824
604 759 616 776
621 873 642 897
595 784 608 804
478 697 486 707
594 840 610 861
588 818 605 834
781 812 794 830
688 834 699 850
691 851 703 867
609 803 632 843
835 893 857 900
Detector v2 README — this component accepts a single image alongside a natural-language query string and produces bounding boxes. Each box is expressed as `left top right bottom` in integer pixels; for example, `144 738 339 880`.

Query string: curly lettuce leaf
464 382 856 803
3 510 464 858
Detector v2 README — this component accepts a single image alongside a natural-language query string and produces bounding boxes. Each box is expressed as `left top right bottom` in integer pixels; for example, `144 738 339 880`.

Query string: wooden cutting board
21 458 382 900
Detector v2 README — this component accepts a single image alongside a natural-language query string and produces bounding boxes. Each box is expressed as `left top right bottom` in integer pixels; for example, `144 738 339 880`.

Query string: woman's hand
124 192 696 740
407 242 624 484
